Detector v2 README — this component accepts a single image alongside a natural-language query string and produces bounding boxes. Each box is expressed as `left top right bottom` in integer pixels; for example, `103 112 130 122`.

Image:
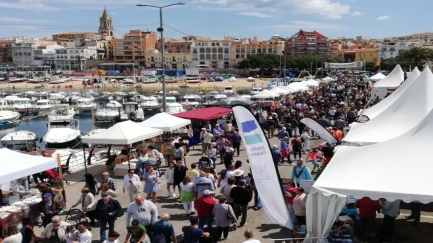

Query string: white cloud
252 21 344 31
352 11 362 17
239 12 273 18
377 15 390 21
0 0 62 10
195 0 351 19
0 17 51 23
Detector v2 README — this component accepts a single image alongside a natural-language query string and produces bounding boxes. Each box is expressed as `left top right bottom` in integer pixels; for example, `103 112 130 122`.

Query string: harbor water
0 114 113 149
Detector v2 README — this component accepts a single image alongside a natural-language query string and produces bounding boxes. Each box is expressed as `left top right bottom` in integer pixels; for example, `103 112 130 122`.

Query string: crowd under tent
343 67 433 146
306 104 433 241
372 64 404 99
0 148 57 185
141 112 191 132
361 67 421 121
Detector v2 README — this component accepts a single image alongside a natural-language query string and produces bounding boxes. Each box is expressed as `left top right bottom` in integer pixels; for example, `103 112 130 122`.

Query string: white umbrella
269 87 290 95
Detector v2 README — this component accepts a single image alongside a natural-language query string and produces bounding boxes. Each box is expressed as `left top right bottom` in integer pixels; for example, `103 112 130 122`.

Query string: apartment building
55 46 97 70
0 40 13 63
355 48 379 63
110 30 157 65
285 30 330 56
11 37 57 66
377 41 418 60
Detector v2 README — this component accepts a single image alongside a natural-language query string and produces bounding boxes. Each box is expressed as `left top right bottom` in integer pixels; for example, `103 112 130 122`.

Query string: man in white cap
194 190 216 229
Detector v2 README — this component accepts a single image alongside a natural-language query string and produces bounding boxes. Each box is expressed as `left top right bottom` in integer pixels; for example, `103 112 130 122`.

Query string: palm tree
75 55 83 71
398 46 433 68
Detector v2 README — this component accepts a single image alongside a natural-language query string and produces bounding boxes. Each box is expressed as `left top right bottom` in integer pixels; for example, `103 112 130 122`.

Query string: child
165 162 175 198
305 149 322 173
66 225 77 243
102 231 120 243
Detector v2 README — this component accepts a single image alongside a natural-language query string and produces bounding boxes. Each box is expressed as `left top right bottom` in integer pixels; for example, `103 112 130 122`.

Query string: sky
0 0 431 40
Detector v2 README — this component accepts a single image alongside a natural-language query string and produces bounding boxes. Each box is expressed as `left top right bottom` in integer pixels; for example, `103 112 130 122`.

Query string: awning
0 148 57 184
173 107 232 121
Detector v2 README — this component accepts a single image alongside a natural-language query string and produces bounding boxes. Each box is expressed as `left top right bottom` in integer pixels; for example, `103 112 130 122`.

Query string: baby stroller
198 156 212 170
145 157 161 172
65 208 90 228
41 168 69 185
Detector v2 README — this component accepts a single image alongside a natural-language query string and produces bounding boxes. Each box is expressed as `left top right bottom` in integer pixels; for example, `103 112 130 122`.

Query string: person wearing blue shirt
271 145 282 165
277 127 289 140
181 216 210 243
151 213 176 243
291 160 312 186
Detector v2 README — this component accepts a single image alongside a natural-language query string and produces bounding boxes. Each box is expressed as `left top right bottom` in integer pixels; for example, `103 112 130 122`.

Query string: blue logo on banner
241 120 262 145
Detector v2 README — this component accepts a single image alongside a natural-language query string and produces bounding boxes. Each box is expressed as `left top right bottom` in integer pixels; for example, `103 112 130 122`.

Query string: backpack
293 139 302 149
220 169 227 180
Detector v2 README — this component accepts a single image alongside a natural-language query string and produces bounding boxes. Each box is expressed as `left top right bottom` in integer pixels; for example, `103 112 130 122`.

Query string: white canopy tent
279 85 297 93
269 87 290 95
361 67 421 120
369 72 386 81
306 106 433 241
372 64 404 99
0 148 57 184
81 120 163 145
288 82 309 92
252 89 280 98
141 112 191 132
343 67 433 145
321 77 335 83
304 79 320 87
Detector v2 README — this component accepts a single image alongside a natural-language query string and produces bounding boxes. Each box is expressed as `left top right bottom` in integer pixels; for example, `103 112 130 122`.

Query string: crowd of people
1 76 403 243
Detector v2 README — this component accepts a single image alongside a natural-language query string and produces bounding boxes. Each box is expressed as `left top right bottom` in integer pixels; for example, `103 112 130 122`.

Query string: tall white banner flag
233 106 293 229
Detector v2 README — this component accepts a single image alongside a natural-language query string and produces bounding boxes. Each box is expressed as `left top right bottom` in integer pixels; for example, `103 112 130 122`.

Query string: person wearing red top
285 182 297 225
194 190 216 229
355 197 382 237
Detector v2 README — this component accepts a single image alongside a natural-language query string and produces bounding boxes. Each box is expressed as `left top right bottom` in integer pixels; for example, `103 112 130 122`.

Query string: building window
206 54 211 60
212 48 216 53
206 48 211 53
199 54 204 59
212 54 217 59
199 48 204 53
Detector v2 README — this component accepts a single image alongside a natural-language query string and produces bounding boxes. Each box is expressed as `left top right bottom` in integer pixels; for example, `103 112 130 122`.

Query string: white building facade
11 37 37 66
33 44 64 68
378 41 419 60
55 47 97 71
190 40 232 69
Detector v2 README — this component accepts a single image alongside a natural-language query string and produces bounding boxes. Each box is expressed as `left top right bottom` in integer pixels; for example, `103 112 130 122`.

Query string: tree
237 54 281 70
397 47 433 68
75 55 83 71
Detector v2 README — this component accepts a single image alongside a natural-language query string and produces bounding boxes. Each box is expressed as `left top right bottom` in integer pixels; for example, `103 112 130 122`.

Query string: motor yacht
1 130 37 151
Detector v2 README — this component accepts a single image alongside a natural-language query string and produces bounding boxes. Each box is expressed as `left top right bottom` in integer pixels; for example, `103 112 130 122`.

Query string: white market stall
0 148 57 185
369 72 386 81
0 149 58 227
252 89 280 99
81 120 163 145
269 87 291 95
343 67 433 145
81 120 163 175
306 106 433 241
360 67 420 121
372 64 404 99
140 112 191 132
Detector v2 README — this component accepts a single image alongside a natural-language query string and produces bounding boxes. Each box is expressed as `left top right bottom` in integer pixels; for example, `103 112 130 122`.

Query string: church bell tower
98 8 114 36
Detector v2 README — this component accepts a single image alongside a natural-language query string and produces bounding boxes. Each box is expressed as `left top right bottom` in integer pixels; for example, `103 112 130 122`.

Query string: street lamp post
137 2 186 112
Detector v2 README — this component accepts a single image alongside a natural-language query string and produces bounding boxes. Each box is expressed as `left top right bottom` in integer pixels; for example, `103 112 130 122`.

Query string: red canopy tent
173 107 232 121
